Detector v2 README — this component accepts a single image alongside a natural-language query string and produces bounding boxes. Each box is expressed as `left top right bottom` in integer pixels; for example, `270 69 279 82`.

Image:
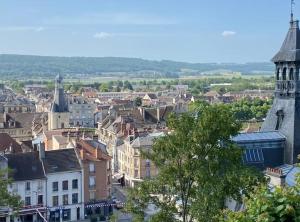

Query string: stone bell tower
261 14 300 164
48 74 70 130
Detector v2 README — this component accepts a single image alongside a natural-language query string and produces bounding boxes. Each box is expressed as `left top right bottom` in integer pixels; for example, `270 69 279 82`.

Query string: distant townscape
1 4 300 222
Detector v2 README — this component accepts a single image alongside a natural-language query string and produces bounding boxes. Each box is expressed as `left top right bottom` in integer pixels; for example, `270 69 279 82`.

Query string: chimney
3 113 7 123
67 131 71 143
9 143 13 153
157 107 160 122
139 107 145 121
38 142 45 160
80 149 86 160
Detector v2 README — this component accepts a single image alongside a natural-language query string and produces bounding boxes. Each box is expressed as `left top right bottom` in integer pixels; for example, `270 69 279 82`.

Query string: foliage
229 98 272 121
8 81 24 93
190 98 272 121
0 55 273 80
0 169 22 210
134 97 143 107
126 105 264 222
224 173 300 222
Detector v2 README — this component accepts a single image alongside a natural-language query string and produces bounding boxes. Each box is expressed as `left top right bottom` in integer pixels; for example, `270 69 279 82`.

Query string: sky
0 0 298 63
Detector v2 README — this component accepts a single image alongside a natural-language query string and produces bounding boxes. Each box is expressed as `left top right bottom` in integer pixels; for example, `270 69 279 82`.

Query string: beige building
117 133 162 187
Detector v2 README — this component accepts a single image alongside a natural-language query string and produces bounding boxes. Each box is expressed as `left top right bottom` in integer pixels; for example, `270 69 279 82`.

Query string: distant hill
0 54 274 79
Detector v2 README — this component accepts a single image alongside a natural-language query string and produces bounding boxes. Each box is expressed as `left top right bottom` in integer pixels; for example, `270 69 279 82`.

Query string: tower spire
291 0 295 22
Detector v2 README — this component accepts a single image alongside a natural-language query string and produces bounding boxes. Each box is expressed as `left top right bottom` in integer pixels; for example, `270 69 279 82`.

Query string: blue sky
0 0 298 63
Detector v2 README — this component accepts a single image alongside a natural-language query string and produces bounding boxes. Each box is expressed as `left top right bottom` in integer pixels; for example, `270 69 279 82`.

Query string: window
72 193 78 204
289 68 294 80
25 197 31 206
62 180 68 190
38 180 43 191
89 191 95 200
52 196 59 206
25 182 30 191
276 68 280 80
52 182 58 192
72 179 78 189
89 163 95 173
38 195 43 205
63 194 68 205
89 176 95 189
134 169 139 178
282 67 287 80
134 158 138 168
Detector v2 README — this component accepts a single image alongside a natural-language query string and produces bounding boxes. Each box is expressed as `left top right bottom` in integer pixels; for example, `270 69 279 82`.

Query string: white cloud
222 31 236 37
0 26 45 32
93 32 113 39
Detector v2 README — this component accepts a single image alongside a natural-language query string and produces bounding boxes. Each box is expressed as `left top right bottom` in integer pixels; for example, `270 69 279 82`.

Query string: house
76 139 112 202
68 96 96 128
142 94 159 106
42 148 84 222
5 152 47 222
117 132 162 187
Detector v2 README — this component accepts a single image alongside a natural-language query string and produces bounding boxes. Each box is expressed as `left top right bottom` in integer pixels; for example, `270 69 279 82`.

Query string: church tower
48 74 70 130
261 14 300 164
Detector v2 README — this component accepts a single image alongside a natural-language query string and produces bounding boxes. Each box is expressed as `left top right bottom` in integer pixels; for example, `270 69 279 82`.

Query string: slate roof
84 139 108 155
4 113 42 129
43 148 81 174
232 131 286 143
145 94 158 100
271 164 300 187
5 152 45 181
272 20 300 62
131 132 164 148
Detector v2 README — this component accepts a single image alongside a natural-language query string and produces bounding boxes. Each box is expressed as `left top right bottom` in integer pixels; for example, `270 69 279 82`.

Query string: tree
99 83 109 92
126 104 264 222
134 97 142 107
124 80 133 91
0 169 22 210
224 170 300 222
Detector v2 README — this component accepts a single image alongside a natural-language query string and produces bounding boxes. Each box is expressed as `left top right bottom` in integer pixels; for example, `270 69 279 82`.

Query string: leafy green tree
0 169 22 209
99 83 109 92
126 105 264 222
224 173 300 222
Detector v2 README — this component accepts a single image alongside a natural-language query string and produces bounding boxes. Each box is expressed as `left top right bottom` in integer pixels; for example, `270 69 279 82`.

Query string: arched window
282 68 287 80
276 68 280 80
289 68 294 80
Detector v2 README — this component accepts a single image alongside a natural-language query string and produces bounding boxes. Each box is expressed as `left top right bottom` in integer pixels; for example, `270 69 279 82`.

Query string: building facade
68 96 96 128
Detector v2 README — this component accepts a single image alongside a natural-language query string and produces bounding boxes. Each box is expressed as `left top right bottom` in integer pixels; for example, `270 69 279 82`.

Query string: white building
42 148 84 222
5 152 47 222
1 146 85 222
